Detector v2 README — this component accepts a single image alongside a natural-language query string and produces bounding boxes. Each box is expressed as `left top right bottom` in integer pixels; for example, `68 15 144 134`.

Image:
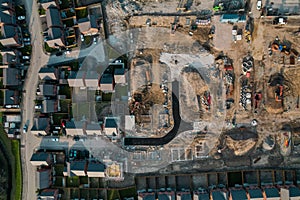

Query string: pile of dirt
225 136 257 156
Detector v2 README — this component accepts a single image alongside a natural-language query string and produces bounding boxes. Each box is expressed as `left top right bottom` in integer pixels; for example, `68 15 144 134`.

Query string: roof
86 123 101 130
40 0 57 10
39 68 57 80
39 84 56 96
264 187 280 197
248 188 263 198
289 186 300 197
212 191 227 200
46 5 61 27
230 189 247 200
1 23 16 38
1 51 15 64
105 117 118 128
31 117 50 132
0 6 13 24
30 153 50 162
139 193 156 200
70 161 87 171
42 99 56 113
197 193 209 200
39 188 58 199
114 68 125 75
77 15 98 35
100 73 113 84
87 162 105 172
65 121 85 129
4 89 18 105
3 68 19 86
48 27 62 39
36 168 51 189
177 193 191 200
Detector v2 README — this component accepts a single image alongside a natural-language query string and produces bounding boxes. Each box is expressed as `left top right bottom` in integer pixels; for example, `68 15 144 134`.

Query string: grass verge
11 140 22 200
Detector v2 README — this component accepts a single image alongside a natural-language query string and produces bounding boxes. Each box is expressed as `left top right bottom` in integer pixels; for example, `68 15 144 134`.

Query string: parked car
93 37 97 44
80 34 84 42
17 16 25 20
22 55 30 60
52 137 59 142
23 37 30 42
24 42 31 46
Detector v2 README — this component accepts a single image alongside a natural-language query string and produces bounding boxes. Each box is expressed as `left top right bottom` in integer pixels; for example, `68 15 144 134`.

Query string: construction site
102 0 300 182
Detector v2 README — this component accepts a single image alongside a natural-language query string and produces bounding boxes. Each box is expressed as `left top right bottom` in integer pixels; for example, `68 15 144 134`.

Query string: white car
17 16 25 20
22 56 30 60
80 34 84 42
93 37 97 44
52 138 59 142
23 37 30 42
256 0 262 10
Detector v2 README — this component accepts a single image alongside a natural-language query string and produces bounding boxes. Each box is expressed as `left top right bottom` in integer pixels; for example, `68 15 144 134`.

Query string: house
229 188 247 200
45 5 64 48
247 187 264 200
85 123 101 135
211 190 228 200
67 71 85 87
39 84 57 96
263 187 280 200
158 190 175 200
70 161 87 176
3 67 19 86
36 168 52 189
114 68 126 84
288 186 300 199
193 191 209 200
0 24 21 47
3 89 19 105
1 51 16 65
0 0 14 25
31 117 50 136
77 14 98 36
100 73 114 92
84 71 99 88
65 121 85 136
30 153 52 166
39 68 57 80
39 189 59 200
86 161 105 177
104 117 119 137
176 190 192 200
5 114 21 122
39 0 58 10
138 191 155 200
42 99 57 113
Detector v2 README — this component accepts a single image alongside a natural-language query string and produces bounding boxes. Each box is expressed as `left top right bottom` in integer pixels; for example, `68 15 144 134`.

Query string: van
257 0 262 10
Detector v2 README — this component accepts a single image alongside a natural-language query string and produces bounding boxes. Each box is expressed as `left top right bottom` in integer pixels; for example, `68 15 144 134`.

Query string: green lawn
119 187 137 199
54 176 63 187
108 189 120 200
11 140 22 200
84 35 92 46
63 18 75 27
66 37 76 46
59 85 72 99
59 99 71 113
80 189 89 199
55 164 65 176
76 8 88 19
53 113 68 125
70 188 79 198
60 0 71 9
39 8 46 15
67 176 79 187
79 176 88 184
44 42 57 53
102 92 112 101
